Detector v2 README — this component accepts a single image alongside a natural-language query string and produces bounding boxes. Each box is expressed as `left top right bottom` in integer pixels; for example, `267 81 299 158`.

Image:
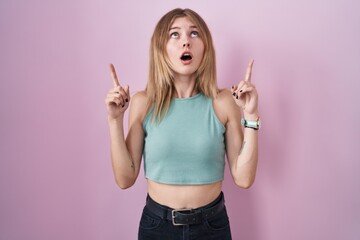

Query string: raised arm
105 64 146 189
220 60 259 188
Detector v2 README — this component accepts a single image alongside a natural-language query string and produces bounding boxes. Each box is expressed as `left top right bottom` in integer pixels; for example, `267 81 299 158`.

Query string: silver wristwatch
241 117 261 130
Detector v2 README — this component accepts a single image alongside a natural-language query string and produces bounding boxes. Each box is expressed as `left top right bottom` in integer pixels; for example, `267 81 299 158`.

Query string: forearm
235 126 258 188
108 116 136 189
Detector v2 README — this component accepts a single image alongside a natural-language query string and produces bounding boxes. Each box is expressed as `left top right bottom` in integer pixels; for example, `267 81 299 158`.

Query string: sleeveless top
142 93 226 185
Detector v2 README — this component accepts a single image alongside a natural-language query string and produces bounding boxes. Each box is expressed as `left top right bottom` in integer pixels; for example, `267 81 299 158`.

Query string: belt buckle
171 208 193 226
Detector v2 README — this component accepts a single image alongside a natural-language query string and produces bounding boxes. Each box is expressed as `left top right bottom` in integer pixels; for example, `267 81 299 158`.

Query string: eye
190 31 199 37
170 32 179 38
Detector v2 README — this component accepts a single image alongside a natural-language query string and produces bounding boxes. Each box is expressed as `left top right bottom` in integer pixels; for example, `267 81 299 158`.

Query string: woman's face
166 17 205 78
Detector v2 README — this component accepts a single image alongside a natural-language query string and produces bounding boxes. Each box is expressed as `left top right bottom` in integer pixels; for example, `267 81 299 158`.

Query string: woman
105 8 260 240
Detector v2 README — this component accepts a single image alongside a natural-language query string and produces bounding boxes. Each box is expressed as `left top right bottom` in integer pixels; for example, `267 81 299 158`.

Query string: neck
173 74 198 98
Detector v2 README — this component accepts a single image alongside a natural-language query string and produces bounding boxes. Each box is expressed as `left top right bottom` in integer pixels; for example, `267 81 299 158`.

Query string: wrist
243 112 259 121
107 114 124 125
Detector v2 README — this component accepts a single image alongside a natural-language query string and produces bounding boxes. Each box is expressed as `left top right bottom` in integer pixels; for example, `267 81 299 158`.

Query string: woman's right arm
105 64 146 189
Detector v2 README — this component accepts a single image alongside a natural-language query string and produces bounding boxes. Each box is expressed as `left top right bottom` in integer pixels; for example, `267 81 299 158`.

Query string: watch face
241 118 261 129
248 121 258 128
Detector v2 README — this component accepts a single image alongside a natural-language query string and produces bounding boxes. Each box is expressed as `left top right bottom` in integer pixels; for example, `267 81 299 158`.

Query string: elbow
115 177 135 190
236 182 253 189
234 177 255 189
117 183 132 190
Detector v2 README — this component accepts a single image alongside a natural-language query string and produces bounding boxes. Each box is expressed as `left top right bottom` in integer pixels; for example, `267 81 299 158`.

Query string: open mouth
180 53 192 61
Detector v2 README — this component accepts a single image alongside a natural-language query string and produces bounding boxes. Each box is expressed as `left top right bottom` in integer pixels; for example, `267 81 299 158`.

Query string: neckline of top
173 92 203 101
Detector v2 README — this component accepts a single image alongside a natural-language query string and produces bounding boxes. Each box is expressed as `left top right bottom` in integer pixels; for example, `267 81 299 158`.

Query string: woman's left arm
219 60 259 188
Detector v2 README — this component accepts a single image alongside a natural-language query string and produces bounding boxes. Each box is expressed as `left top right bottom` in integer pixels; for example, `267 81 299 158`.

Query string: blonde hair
146 8 218 122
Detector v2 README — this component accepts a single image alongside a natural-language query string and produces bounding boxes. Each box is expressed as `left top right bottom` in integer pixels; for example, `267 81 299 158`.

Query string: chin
175 67 198 76
176 71 197 78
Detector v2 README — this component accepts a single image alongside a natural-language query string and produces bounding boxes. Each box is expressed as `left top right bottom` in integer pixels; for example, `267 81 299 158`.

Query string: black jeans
138 192 232 240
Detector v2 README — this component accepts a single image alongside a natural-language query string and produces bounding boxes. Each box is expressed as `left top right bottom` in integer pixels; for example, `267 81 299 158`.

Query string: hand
105 64 130 119
231 60 259 118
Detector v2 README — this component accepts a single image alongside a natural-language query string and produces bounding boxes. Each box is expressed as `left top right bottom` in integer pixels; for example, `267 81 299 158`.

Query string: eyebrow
169 25 198 31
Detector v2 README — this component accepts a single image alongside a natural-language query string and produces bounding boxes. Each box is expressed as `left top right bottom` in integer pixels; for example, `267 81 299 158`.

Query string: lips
180 52 193 64
181 53 192 61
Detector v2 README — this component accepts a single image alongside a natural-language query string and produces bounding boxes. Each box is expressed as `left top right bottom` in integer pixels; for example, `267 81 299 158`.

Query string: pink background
1 0 359 239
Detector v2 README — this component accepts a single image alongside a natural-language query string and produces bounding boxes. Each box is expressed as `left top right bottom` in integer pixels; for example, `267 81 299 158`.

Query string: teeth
181 53 192 61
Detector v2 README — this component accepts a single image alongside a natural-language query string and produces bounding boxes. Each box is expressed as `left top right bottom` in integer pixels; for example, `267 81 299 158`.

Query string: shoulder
129 90 149 123
214 88 235 105
131 90 148 104
213 88 241 125
214 88 238 111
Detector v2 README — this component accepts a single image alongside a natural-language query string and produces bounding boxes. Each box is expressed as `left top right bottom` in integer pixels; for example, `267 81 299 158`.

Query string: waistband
145 192 225 226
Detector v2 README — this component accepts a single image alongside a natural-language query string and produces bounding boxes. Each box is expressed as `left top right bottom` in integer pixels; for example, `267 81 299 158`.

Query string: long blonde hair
146 8 218 122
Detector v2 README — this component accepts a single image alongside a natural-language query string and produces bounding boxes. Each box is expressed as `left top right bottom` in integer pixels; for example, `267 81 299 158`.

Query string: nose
182 36 190 48
182 34 191 48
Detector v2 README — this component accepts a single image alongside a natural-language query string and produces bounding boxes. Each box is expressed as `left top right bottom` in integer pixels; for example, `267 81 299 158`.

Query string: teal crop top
142 93 226 185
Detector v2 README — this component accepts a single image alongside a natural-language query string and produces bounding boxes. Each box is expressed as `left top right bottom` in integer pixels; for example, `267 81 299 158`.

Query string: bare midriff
147 179 223 209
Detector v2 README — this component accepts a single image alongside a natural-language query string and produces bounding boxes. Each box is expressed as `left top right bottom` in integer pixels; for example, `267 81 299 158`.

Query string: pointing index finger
109 63 120 87
245 59 254 82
